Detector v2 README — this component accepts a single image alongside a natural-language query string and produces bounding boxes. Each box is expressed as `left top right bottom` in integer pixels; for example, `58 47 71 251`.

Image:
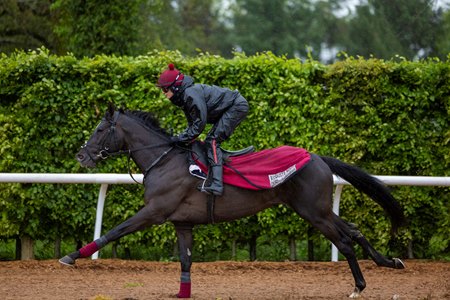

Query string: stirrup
197 180 211 194
197 180 222 196
202 184 223 196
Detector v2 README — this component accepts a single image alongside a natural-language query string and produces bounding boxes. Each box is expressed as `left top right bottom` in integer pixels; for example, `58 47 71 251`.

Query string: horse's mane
123 109 171 137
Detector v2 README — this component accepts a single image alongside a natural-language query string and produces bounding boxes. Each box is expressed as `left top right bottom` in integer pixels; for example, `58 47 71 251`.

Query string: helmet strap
166 72 181 91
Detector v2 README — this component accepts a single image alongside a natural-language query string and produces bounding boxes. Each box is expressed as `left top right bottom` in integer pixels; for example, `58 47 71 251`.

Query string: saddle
187 141 255 180
187 141 311 190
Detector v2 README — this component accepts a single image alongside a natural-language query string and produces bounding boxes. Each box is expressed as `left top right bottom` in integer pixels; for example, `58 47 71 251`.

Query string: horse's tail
320 156 406 232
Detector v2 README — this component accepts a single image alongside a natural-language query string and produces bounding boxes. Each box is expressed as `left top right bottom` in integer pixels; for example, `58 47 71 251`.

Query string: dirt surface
0 259 449 300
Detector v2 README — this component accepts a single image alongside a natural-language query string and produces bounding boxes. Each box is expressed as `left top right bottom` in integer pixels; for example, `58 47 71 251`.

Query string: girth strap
207 194 216 224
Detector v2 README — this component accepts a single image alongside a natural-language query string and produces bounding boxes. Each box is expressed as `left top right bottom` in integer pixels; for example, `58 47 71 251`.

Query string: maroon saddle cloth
192 145 311 190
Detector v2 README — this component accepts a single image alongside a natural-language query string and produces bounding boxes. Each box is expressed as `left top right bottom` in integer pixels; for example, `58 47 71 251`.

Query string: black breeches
206 96 249 144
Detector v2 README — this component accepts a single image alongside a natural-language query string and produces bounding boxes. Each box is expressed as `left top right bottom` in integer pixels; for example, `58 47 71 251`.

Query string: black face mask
169 90 184 107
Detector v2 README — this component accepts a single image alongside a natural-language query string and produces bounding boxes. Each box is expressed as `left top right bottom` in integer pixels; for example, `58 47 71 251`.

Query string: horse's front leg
59 204 165 265
175 224 194 298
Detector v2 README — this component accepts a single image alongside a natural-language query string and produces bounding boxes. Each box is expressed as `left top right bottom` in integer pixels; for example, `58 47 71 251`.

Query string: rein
123 144 174 185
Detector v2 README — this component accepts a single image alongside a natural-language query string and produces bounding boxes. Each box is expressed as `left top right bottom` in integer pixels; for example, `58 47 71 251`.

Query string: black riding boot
202 139 223 196
203 164 223 196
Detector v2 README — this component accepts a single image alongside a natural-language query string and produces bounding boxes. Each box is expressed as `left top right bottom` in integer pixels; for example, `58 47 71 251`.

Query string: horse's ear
107 102 115 118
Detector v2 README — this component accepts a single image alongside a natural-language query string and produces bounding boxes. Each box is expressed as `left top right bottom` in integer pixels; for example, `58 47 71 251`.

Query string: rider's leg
202 138 223 196
201 97 248 196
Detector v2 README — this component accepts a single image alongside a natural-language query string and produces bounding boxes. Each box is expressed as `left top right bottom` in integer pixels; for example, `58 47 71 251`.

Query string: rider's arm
178 91 207 142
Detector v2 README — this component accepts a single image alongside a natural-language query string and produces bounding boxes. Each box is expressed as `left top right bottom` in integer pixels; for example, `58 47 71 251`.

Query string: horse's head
76 103 126 168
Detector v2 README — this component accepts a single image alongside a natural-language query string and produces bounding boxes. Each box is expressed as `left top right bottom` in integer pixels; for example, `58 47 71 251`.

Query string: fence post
92 183 108 259
331 184 344 262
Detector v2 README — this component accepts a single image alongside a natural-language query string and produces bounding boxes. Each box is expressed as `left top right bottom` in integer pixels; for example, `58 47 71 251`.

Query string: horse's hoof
59 255 75 266
393 258 405 269
349 288 361 298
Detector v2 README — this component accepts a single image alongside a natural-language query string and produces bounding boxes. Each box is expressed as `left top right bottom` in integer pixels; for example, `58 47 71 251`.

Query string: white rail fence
0 173 449 261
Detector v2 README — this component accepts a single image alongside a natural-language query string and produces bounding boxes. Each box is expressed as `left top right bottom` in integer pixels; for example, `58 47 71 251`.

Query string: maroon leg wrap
177 282 191 298
79 241 99 258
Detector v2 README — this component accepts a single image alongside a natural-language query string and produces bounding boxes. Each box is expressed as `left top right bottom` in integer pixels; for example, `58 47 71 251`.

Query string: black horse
60 104 406 298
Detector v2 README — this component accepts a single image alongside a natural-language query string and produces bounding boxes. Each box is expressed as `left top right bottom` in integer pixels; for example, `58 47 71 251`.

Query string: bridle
81 111 121 161
82 110 174 184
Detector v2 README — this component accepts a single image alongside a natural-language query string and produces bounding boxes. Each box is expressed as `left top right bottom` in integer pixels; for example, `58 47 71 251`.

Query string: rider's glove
170 136 189 147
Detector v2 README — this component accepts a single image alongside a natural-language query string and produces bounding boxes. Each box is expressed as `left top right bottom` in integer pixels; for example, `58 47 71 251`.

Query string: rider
156 63 249 196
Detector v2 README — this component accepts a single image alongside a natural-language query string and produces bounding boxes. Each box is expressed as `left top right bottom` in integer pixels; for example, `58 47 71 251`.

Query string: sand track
1 259 449 299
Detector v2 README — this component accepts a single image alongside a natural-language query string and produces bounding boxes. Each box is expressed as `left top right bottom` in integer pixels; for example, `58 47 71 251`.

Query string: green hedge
0 48 449 260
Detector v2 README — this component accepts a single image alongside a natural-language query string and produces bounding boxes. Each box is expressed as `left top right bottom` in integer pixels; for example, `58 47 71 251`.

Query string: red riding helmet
156 63 184 89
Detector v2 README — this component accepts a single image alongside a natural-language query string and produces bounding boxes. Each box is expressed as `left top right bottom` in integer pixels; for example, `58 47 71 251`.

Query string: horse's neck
122 124 170 173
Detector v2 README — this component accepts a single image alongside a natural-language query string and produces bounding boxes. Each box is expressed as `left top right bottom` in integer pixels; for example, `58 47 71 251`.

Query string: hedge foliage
0 48 449 260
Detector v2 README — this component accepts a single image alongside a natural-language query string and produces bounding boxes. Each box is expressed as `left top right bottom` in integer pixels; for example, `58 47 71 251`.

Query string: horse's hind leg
340 219 405 269
288 161 366 297
307 213 367 298
293 205 402 298
290 200 367 296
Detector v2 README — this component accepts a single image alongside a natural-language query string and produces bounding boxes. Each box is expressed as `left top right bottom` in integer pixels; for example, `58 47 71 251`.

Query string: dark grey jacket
172 76 242 142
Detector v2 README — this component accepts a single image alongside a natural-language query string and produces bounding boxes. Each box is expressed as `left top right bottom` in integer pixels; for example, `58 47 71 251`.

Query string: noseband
81 111 121 161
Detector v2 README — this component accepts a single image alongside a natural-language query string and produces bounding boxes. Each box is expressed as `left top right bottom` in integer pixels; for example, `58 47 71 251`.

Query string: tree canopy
0 0 449 61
